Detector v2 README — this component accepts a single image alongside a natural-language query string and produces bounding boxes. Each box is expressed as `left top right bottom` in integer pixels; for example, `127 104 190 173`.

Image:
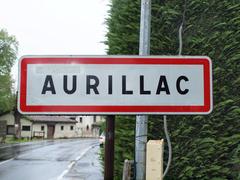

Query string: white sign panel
18 56 212 114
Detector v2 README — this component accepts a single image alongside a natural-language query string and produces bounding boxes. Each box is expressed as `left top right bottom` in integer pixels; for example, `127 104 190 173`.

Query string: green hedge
105 0 240 179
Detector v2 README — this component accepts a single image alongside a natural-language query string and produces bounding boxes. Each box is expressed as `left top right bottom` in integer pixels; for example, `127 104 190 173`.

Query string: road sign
18 56 212 114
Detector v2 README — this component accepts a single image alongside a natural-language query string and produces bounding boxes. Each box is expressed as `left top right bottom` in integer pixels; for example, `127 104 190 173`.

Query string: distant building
0 113 105 139
27 116 77 139
75 116 104 137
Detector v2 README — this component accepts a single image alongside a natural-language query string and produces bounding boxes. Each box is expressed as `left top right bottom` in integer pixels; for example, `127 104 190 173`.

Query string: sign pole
104 115 115 180
135 0 151 179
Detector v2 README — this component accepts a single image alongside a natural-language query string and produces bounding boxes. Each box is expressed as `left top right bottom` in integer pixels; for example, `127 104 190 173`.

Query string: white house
19 117 32 138
0 113 105 139
0 112 32 139
74 116 104 137
28 116 77 139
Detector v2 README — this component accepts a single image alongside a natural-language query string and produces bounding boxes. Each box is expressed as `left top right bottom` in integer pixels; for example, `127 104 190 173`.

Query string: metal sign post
135 0 151 179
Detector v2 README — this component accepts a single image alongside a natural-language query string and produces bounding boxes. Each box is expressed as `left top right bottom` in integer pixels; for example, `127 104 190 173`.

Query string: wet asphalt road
0 138 103 180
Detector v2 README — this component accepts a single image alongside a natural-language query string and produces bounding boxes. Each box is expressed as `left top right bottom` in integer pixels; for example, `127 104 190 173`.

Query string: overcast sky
0 0 109 88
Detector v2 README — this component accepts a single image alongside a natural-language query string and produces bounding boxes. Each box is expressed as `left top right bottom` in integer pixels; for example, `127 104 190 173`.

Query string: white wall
32 123 77 139
76 116 93 137
54 123 76 138
96 116 105 123
20 118 32 138
76 116 93 128
32 123 47 138
75 116 104 137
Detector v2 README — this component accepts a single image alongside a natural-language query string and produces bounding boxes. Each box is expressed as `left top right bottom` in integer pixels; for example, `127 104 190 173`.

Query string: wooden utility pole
14 92 21 139
104 115 115 179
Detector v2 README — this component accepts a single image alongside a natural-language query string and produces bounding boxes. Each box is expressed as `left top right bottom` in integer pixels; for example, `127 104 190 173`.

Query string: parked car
99 132 105 146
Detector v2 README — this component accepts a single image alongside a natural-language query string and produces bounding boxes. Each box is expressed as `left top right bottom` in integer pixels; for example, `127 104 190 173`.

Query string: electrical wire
163 0 187 177
163 115 172 177
178 24 183 55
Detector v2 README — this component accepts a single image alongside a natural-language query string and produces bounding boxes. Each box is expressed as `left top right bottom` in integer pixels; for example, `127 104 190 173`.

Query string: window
7 125 14 135
22 126 30 131
70 126 74 130
79 117 82 123
41 126 44 131
93 116 96 123
61 126 64 130
70 117 75 120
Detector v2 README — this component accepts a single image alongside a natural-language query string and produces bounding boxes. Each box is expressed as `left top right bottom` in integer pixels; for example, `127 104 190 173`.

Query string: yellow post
146 140 164 180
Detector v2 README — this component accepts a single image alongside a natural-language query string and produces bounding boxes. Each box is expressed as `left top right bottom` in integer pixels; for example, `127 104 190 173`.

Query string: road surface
0 138 103 180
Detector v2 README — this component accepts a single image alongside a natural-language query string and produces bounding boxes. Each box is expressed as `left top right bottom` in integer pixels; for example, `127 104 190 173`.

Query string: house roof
27 116 77 124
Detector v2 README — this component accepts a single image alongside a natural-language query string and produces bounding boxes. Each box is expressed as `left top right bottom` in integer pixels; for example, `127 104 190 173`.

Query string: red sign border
18 56 212 114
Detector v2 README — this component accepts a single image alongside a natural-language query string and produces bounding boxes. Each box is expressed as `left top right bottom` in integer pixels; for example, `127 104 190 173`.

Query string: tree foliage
105 0 240 179
0 29 18 114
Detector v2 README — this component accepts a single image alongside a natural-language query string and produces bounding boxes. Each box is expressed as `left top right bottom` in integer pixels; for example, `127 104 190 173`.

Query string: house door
47 125 55 139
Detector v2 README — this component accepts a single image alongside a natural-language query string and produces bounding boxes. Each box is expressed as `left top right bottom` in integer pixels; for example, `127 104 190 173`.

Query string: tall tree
0 29 18 114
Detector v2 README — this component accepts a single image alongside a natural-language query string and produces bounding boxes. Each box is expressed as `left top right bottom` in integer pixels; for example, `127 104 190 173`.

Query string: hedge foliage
105 0 240 179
